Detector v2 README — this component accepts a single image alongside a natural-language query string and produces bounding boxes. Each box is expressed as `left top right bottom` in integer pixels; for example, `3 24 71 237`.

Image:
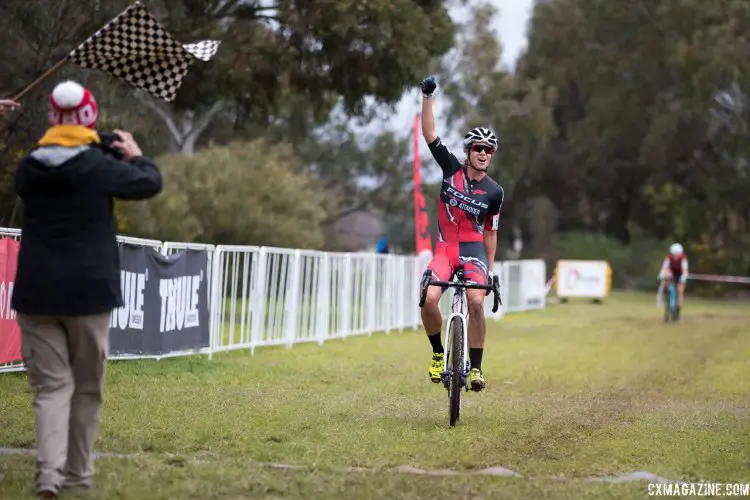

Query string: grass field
1 291 749 499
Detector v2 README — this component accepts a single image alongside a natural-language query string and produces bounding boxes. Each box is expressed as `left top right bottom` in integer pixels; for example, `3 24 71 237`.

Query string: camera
96 131 124 160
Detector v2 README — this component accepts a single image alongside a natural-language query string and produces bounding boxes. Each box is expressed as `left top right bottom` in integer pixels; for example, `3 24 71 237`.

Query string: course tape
687 273 750 284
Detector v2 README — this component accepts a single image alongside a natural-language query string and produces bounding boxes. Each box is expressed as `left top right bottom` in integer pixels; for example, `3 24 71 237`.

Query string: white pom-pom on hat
50 81 86 110
48 79 98 129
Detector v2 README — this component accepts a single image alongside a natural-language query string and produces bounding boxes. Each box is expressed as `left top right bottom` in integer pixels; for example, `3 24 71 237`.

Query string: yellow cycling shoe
428 352 444 383
468 368 486 392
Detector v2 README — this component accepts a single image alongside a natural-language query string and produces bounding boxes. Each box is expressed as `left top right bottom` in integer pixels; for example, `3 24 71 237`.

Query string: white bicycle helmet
463 127 498 152
669 243 683 256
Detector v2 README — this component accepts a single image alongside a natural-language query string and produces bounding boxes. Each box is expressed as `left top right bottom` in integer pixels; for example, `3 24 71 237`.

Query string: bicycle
658 276 680 322
418 264 501 427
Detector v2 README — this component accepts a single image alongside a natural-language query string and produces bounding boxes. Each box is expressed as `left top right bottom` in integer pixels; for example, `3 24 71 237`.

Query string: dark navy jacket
12 141 162 316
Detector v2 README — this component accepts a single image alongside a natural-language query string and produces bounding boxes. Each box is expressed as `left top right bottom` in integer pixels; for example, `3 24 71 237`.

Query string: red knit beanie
48 80 98 129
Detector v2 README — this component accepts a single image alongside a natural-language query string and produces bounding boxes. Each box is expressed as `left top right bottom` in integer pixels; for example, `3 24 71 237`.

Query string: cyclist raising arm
419 76 504 392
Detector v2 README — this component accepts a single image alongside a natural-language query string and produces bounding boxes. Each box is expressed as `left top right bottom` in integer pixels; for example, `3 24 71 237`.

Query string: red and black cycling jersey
664 254 688 276
427 136 505 243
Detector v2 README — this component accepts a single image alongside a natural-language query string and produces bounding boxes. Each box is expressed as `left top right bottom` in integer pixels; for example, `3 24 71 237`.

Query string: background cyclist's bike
419 265 501 427
658 276 680 322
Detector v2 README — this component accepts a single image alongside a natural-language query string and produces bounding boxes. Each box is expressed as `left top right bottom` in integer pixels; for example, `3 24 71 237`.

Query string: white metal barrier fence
0 228 547 372
209 246 546 356
210 247 430 356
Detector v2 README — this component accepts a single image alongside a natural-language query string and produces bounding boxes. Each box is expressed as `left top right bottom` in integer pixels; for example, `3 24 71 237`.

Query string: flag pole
12 58 69 101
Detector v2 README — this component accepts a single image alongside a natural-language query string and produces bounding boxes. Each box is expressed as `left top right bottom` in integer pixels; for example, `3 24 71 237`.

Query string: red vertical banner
0 237 21 364
413 113 433 259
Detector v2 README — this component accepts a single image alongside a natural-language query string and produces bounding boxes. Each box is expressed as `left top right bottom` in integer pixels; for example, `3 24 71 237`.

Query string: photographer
11 80 162 498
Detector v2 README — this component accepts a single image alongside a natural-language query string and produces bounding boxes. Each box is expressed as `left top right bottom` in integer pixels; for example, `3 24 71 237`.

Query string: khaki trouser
17 312 111 493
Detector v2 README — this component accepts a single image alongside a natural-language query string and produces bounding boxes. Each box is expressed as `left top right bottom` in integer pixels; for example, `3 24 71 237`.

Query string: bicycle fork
442 292 470 391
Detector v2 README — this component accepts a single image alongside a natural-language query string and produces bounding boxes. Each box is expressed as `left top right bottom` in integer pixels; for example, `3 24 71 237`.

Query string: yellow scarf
37 125 100 148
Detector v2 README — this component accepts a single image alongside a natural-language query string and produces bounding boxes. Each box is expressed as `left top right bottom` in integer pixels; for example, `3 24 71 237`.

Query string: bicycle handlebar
426 276 502 313
427 281 494 289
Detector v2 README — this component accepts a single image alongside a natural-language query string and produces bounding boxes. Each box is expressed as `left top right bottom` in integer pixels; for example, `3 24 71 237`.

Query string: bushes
536 229 668 290
117 139 332 249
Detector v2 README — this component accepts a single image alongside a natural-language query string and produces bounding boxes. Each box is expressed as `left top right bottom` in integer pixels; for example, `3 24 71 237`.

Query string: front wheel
448 316 464 427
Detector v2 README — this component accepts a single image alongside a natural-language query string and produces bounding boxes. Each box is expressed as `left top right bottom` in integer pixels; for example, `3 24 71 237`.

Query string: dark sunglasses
471 144 494 154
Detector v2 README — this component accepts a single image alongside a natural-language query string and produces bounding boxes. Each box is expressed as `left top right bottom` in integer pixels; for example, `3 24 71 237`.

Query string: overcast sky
493 0 535 70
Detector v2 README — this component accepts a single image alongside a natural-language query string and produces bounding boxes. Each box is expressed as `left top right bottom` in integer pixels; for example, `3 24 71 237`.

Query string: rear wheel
448 316 464 427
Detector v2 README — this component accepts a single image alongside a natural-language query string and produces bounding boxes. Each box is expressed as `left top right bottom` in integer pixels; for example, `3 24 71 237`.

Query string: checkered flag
65 1 221 102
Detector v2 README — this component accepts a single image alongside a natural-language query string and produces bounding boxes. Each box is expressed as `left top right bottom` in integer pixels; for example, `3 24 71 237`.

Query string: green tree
519 0 750 282
120 0 457 154
1 0 456 229
299 120 417 225
118 139 331 248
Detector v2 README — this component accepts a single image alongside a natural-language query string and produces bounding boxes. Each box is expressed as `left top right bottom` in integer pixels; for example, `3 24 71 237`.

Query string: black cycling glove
420 76 437 97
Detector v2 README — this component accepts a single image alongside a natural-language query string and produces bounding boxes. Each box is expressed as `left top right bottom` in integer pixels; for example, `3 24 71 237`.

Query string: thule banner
109 244 210 355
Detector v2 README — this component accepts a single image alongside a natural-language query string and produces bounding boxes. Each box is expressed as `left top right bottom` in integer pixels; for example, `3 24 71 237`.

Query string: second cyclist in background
658 243 689 312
